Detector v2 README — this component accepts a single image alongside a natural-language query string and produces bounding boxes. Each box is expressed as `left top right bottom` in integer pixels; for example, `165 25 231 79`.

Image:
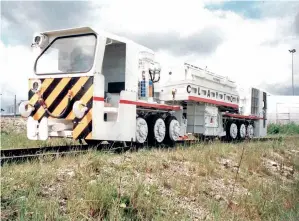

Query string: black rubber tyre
225 121 232 141
147 114 166 146
164 115 178 147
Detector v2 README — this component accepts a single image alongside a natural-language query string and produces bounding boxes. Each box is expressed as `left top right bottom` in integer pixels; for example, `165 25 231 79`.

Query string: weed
268 123 299 135
1 131 299 220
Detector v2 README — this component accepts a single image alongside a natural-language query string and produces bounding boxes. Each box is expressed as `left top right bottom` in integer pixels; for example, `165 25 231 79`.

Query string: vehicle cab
19 26 164 142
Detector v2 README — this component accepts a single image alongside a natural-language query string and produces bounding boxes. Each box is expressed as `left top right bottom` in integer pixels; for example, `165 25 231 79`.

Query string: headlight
19 101 34 118
34 36 41 44
30 79 41 93
32 33 48 48
73 101 88 119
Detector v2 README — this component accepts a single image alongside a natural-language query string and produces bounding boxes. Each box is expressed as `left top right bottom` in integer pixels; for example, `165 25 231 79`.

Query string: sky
1 0 299 109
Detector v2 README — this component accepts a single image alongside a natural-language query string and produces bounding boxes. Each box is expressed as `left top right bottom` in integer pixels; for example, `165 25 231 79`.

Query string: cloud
255 1 299 37
295 12 299 35
0 41 35 110
1 1 92 45
263 84 299 96
259 54 299 96
255 1 299 19
120 26 224 56
1 0 299 107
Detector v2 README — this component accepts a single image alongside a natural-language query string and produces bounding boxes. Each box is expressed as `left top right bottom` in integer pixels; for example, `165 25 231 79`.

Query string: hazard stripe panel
27 76 94 140
29 78 54 107
51 77 89 117
33 78 71 121
30 78 61 117
73 109 92 140
46 77 80 115
66 84 94 120
72 95 93 140
65 77 94 120
28 76 94 121
85 132 92 140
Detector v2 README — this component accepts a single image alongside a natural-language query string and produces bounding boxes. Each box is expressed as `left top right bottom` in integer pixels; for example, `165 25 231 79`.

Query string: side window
202 90 207 96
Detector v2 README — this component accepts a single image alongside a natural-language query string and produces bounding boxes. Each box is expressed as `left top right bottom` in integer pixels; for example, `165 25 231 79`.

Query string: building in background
267 95 299 124
0 99 25 116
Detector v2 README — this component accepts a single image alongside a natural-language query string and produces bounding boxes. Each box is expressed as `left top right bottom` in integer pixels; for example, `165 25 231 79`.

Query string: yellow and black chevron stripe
28 76 94 140
73 108 93 140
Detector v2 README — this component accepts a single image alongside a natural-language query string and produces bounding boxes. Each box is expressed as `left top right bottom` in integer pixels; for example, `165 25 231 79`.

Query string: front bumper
27 116 73 140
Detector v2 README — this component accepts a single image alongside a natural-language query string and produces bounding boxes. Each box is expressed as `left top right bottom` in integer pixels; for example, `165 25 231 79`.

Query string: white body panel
238 86 268 137
93 91 137 141
186 103 222 136
159 63 239 109
159 80 239 108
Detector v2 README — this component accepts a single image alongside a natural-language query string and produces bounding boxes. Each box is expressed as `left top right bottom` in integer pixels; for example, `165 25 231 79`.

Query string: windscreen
35 34 96 74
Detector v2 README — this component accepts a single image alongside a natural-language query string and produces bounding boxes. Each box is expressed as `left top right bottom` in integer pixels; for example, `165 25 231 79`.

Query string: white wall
267 95 299 124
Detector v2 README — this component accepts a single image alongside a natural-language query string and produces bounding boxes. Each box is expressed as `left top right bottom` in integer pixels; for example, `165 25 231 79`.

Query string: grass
1 117 78 149
0 130 78 149
1 118 299 220
268 122 299 135
1 136 299 221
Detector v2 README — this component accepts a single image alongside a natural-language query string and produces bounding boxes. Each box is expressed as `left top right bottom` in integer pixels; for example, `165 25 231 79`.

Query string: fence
267 103 299 124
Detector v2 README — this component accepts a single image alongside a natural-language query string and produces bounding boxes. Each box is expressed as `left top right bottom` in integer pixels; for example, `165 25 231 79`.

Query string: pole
292 52 294 96
14 94 16 117
289 49 296 95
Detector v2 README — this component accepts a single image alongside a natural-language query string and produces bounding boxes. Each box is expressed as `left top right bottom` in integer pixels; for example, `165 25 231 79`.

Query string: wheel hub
169 120 180 141
247 125 254 139
229 123 238 139
154 118 166 142
240 124 246 138
136 117 148 143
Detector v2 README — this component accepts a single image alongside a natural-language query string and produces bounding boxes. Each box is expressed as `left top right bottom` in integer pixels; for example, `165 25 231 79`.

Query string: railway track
1 136 282 165
1 145 92 165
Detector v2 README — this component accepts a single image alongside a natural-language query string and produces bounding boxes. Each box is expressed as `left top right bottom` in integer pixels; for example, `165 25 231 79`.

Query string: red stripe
120 100 181 110
93 96 104 101
223 113 263 120
188 96 239 109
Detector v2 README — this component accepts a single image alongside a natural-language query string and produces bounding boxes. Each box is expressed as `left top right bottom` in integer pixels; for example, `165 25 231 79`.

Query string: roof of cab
41 26 154 54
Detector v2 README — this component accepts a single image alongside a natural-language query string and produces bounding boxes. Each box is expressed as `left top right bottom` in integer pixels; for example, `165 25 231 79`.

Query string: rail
1 144 89 165
1 136 283 165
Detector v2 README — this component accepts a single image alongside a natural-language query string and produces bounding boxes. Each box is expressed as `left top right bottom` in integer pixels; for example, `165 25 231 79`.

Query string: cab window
35 34 96 74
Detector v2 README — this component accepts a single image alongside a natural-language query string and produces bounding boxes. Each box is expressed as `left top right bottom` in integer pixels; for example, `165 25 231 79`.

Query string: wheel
227 121 238 140
246 124 254 139
147 115 166 145
164 115 180 146
238 123 246 139
136 116 148 144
